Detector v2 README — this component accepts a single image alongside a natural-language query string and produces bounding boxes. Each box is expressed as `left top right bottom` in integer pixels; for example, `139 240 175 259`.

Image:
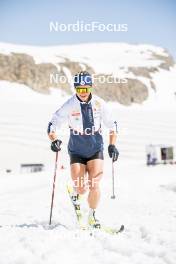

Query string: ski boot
88 209 101 229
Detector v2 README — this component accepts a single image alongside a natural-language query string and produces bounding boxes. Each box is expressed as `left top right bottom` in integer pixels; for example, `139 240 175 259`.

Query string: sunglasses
75 87 92 93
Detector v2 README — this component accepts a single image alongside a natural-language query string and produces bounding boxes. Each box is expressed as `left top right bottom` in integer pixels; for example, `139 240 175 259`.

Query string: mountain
0 42 175 105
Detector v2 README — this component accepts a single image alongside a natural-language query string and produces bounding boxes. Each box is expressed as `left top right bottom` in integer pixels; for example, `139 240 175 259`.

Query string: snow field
0 80 176 263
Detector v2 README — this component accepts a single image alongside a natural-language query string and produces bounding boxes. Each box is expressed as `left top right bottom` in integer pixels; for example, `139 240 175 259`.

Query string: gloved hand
108 144 119 162
51 139 62 152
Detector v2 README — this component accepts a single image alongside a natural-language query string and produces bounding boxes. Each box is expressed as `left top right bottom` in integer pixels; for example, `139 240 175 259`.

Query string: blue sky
0 0 176 58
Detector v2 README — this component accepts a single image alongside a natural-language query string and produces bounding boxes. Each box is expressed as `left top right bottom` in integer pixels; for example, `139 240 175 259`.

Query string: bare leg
86 159 103 209
70 163 87 195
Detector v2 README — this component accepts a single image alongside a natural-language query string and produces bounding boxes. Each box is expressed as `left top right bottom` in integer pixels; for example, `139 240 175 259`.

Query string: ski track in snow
0 82 176 264
0 165 176 264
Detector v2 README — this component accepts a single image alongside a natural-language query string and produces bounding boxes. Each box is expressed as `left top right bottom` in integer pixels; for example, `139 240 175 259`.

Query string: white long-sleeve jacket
48 94 117 157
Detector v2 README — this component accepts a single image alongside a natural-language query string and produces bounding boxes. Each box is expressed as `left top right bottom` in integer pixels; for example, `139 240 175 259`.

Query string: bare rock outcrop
0 47 175 105
94 76 148 105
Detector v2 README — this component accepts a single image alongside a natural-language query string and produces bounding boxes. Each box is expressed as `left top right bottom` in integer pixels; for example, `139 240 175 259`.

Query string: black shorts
70 151 104 165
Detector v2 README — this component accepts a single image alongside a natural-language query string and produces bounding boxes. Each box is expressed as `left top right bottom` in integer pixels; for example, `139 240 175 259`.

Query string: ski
99 224 124 235
67 185 86 229
81 224 124 236
67 185 124 236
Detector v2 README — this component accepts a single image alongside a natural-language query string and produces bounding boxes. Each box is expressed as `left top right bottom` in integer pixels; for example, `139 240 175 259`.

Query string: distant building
146 144 174 165
20 164 44 173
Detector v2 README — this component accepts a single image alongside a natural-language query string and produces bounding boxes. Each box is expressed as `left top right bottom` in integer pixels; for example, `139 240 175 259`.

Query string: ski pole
49 152 59 225
111 158 116 199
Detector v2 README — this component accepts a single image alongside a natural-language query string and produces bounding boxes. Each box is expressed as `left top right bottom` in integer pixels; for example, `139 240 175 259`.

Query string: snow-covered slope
0 42 176 264
0 42 171 68
0 42 176 106
0 81 176 264
0 80 176 172
0 160 176 264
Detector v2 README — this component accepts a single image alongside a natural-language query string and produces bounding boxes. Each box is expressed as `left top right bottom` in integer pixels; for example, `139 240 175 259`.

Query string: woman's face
75 86 92 102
